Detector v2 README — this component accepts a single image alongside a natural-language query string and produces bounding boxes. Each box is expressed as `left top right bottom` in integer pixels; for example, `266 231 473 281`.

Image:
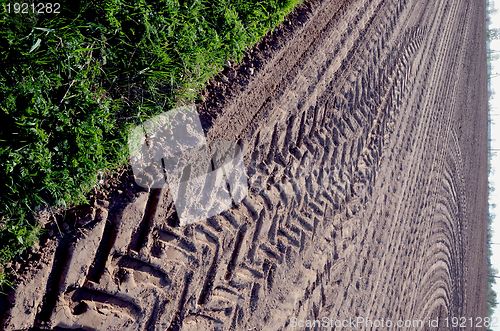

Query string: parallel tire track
0 0 488 329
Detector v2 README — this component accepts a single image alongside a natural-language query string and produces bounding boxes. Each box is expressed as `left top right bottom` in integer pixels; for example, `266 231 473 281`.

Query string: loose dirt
0 0 489 329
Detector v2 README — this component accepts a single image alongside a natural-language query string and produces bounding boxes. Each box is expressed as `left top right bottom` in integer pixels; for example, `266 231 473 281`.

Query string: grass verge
0 0 302 286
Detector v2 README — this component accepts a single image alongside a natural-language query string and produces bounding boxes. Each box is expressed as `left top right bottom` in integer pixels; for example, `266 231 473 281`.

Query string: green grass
0 0 302 285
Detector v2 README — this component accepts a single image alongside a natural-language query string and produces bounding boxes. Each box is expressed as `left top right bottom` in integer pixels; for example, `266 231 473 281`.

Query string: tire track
0 0 488 329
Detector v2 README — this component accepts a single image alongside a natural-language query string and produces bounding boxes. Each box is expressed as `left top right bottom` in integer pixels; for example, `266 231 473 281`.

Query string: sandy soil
0 0 489 329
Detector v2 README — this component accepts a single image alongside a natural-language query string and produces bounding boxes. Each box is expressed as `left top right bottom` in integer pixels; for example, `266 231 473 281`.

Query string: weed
0 0 302 286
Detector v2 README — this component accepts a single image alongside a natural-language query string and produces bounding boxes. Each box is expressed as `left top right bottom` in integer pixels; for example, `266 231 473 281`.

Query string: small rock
97 199 110 208
89 207 97 220
95 208 109 222
97 308 111 315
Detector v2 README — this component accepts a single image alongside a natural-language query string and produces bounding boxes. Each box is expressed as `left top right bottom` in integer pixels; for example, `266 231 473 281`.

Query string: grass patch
0 0 302 285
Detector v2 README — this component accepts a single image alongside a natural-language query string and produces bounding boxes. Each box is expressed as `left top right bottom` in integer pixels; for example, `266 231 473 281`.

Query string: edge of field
0 0 306 286
0 0 324 322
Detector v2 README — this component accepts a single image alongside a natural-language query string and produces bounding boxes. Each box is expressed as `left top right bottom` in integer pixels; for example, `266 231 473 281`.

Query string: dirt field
0 0 489 329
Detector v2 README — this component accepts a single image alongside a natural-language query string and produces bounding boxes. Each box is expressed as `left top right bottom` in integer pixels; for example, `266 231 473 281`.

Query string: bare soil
0 0 489 329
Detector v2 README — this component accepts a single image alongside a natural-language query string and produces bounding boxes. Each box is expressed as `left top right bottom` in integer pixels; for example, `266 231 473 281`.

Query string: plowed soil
0 0 489 329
